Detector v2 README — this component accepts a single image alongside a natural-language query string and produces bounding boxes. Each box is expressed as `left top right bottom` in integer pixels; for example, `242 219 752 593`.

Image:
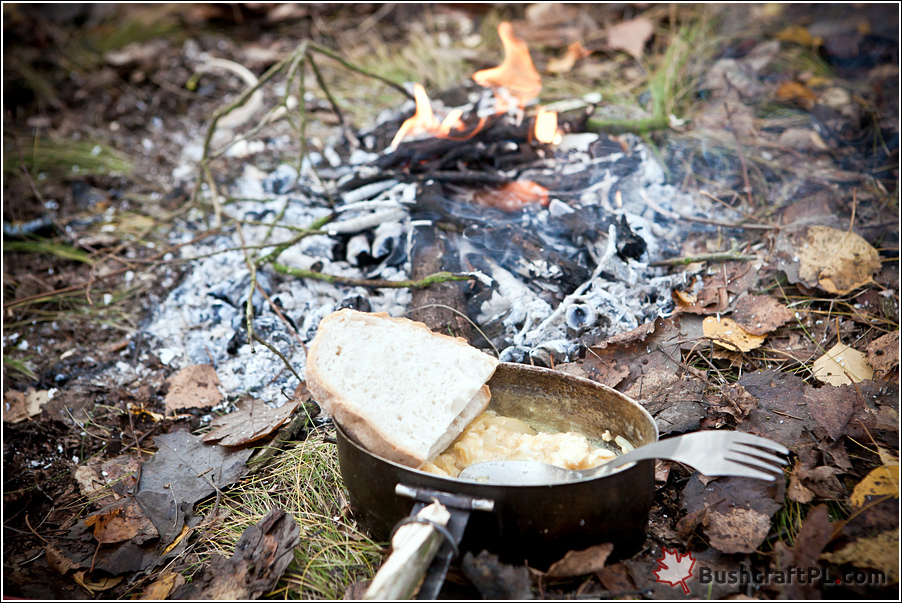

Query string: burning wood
389 84 463 150
390 22 560 152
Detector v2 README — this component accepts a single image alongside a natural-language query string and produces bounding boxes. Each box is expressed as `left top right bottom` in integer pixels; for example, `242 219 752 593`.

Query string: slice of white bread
305 309 500 467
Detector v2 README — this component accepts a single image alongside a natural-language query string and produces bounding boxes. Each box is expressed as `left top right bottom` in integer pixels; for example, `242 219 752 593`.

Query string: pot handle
364 484 495 600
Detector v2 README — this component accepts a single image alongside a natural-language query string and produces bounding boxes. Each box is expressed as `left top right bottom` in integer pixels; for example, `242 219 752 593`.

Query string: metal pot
336 362 659 570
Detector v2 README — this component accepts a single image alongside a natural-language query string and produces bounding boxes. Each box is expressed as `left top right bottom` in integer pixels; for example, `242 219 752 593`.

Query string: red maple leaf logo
653 548 695 594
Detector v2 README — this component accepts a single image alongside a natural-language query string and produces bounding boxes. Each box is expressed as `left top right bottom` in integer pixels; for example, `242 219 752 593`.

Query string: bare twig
307 54 359 152
308 42 414 100
271 263 477 289
252 332 302 382
649 251 758 267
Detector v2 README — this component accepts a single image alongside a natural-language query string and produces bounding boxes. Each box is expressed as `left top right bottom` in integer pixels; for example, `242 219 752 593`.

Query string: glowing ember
471 180 549 212
390 84 463 149
534 106 560 145
472 22 542 107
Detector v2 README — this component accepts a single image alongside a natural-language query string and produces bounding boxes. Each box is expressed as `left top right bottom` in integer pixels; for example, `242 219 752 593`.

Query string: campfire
146 22 706 401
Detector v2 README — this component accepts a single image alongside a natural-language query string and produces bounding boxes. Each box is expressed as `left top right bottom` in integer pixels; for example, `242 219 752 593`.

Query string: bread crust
306 309 498 467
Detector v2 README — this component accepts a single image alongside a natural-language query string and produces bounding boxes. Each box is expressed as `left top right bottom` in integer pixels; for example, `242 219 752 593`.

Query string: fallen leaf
545 542 614 578
731 294 795 336
773 504 834 599
850 465 900 507
170 508 300 599
682 474 784 554
39 387 93 426
821 530 899 583
136 430 253 545
739 370 815 450
3 388 50 423
812 343 874 385
703 316 766 352
140 571 186 600
73 571 124 594
775 25 824 48
792 226 881 295
625 369 706 436
607 17 654 61
867 331 899 381
547 41 593 74
776 81 818 108
203 396 301 446
45 543 81 575
84 498 158 544
702 58 767 98
461 550 533 599
74 454 140 508
164 364 222 413
778 127 830 151
584 316 695 393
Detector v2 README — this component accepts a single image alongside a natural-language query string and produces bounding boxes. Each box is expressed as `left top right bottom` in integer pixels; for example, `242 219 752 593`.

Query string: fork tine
710 461 780 481
725 453 786 475
730 442 789 466
727 431 790 455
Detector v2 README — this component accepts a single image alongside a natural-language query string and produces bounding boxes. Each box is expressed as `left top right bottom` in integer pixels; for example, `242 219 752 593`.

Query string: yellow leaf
812 343 874 386
775 25 823 48
703 316 766 352
850 464 899 507
821 530 899 584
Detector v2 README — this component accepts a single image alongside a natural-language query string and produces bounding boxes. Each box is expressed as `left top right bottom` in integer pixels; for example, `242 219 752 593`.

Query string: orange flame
472 22 542 106
390 84 465 149
534 106 559 144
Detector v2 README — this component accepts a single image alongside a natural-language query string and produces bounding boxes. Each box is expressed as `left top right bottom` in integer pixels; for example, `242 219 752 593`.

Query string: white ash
137 124 718 404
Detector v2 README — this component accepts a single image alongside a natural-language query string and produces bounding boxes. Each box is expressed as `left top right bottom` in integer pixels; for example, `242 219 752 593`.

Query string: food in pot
420 411 618 478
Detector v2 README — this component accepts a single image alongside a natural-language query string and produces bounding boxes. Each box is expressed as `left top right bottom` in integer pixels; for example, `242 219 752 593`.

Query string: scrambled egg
420 411 617 478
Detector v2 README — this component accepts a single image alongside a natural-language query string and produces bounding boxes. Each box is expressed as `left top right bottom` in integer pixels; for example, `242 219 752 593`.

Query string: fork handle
584 441 667 479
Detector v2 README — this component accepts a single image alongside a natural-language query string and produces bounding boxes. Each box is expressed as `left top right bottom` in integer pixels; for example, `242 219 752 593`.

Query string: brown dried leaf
203 397 301 446
607 17 654 61
867 331 899 381
774 504 834 599
812 343 874 385
682 475 784 554
164 364 222 413
731 295 795 335
585 316 695 393
74 454 140 508
83 498 158 544
545 542 614 578
794 226 881 294
73 571 124 594
139 571 186 600
3 388 48 423
703 316 766 352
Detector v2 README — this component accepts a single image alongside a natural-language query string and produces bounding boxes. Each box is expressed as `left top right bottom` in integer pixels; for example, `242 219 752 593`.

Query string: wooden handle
364 502 451 599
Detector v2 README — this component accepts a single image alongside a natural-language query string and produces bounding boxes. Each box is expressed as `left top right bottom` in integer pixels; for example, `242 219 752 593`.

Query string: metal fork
456 431 790 485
